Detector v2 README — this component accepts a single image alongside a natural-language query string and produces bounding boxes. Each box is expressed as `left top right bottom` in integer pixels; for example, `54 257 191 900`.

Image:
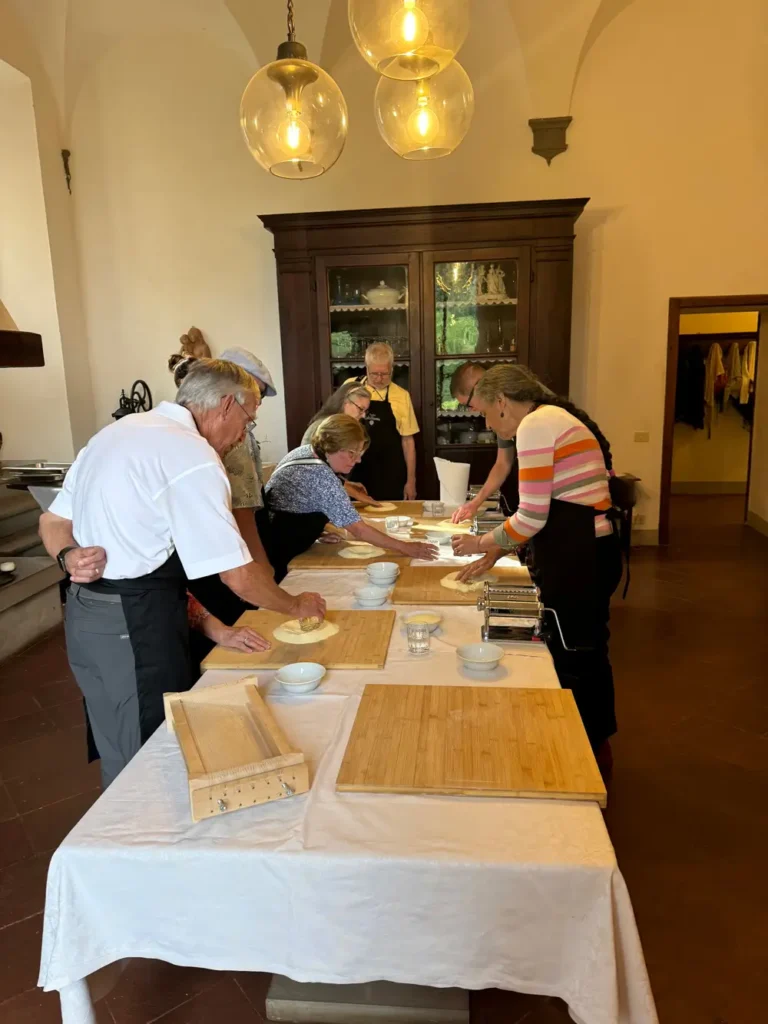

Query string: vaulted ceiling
5 0 638 132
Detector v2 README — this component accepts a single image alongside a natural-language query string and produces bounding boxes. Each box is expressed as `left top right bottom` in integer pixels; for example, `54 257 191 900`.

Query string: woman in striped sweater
453 364 622 761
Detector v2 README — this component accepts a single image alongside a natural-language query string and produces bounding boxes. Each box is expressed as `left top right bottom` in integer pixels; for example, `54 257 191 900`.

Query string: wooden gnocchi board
336 684 606 807
391 564 533 605
288 541 410 571
164 677 309 822
201 609 396 670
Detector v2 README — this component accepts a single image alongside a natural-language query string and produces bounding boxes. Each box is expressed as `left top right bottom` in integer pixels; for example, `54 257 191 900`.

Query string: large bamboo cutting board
336 684 606 806
288 541 410 571
201 609 396 670
391 564 533 605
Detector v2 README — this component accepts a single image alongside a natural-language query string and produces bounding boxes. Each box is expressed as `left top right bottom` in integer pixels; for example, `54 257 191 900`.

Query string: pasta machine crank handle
542 607 594 653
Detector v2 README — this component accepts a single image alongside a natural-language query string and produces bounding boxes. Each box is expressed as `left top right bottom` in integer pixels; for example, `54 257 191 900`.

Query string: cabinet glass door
433 257 520 449
326 264 411 391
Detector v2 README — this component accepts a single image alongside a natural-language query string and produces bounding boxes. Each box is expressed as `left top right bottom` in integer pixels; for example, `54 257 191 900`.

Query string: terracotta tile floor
0 495 766 1023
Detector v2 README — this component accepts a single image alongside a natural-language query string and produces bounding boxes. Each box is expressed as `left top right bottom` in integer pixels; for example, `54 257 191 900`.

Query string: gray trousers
65 584 141 788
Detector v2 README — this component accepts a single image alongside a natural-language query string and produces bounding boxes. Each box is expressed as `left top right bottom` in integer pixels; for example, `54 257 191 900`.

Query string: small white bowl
275 662 326 693
367 566 400 585
355 585 389 607
456 643 505 672
403 610 442 633
368 561 399 575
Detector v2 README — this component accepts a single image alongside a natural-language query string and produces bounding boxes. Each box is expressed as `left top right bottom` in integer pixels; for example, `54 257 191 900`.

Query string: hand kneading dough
363 502 396 512
338 544 386 559
440 570 497 593
273 619 340 644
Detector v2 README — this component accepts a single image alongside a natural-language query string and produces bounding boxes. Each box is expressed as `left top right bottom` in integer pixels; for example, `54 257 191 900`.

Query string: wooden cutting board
201 609 396 670
336 684 606 806
391 564 533 605
288 541 410 571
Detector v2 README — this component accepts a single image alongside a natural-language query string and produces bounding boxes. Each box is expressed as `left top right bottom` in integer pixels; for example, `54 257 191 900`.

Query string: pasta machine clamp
476 581 582 650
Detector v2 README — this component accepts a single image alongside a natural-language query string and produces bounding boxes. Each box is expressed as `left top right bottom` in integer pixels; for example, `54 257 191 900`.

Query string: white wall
0 61 74 460
69 33 288 462
672 412 750 490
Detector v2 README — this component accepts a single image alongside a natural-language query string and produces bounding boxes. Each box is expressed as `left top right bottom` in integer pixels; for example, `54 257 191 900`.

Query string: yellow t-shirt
344 378 419 436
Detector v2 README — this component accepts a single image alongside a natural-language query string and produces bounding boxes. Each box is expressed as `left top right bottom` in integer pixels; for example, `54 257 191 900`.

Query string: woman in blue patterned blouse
265 414 437 581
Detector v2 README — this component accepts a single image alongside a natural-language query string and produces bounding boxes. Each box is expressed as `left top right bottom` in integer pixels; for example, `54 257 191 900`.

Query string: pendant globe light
240 0 348 179
374 59 474 160
349 0 470 81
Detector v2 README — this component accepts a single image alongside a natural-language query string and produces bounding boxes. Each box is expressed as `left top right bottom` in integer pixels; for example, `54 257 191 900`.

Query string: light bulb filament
391 0 429 52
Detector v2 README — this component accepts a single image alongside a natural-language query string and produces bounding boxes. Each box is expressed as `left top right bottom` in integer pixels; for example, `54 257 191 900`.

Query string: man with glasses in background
449 361 519 523
39 359 325 788
345 341 420 500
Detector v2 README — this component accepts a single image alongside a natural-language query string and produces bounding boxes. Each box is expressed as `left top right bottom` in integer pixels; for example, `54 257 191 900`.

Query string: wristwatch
56 546 78 575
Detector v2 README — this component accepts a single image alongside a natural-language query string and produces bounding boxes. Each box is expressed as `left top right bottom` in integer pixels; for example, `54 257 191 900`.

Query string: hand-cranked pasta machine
476 577 579 650
468 484 501 510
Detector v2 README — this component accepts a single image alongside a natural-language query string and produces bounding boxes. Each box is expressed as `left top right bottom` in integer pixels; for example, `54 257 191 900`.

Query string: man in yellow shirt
345 341 419 500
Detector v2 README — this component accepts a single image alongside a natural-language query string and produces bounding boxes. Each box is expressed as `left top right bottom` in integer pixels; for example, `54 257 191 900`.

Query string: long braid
538 398 613 473
474 363 614 473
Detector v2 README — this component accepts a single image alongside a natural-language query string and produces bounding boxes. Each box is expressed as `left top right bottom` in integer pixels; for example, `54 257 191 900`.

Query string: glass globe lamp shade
374 60 474 160
349 0 470 81
240 42 348 180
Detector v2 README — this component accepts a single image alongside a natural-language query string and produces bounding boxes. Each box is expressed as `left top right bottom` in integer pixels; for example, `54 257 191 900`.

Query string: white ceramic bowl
403 610 442 633
275 662 326 693
367 562 400 582
355 585 389 607
456 643 505 672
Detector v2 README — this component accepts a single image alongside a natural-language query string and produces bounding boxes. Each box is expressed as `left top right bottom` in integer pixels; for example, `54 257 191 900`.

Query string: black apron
265 456 330 582
499 443 520 517
82 551 193 756
349 380 407 500
526 499 622 750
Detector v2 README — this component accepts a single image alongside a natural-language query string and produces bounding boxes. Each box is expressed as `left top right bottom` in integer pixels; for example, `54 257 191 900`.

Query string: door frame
659 293 767 544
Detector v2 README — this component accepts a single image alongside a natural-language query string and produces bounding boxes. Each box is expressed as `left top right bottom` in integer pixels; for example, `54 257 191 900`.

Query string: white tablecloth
39 570 657 1024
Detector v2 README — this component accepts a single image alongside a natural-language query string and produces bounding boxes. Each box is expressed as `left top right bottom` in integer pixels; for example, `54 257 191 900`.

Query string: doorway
660 295 767 545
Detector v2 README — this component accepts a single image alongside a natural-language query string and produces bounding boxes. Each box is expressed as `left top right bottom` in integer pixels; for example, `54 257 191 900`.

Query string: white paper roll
433 457 470 507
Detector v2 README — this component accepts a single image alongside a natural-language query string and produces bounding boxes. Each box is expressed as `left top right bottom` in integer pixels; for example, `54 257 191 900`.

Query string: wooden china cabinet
260 198 588 497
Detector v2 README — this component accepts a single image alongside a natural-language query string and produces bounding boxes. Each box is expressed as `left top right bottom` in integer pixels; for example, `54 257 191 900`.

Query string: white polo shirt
49 402 252 580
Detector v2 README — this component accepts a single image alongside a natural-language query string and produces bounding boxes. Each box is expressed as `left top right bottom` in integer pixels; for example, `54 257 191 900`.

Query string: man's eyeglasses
461 381 477 411
367 371 392 380
235 397 259 428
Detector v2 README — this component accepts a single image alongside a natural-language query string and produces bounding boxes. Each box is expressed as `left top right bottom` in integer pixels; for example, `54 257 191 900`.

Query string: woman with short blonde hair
265 414 436 580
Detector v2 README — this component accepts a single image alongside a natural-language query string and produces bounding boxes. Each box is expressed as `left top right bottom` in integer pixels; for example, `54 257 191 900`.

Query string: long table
38 568 658 1024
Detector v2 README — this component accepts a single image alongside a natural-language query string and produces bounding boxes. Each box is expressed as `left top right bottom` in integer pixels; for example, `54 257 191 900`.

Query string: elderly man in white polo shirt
39 359 325 788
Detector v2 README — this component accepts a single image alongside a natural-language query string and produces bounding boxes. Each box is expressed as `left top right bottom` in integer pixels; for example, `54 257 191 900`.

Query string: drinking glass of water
406 622 430 655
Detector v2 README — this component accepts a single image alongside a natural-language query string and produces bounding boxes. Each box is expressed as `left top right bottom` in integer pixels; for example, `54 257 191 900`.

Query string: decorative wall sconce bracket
528 116 572 165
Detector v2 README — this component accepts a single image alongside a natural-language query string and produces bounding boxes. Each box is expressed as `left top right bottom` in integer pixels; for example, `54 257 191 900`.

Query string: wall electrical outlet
633 511 646 526
634 431 650 443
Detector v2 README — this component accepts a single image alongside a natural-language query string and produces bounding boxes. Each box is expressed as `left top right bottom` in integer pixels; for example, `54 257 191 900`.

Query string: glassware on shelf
434 258 518 356
328 265 410 386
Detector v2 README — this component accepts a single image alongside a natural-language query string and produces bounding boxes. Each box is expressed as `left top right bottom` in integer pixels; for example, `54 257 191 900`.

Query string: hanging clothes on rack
724 342 742 402
740 340 757 405
704 343 726 436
